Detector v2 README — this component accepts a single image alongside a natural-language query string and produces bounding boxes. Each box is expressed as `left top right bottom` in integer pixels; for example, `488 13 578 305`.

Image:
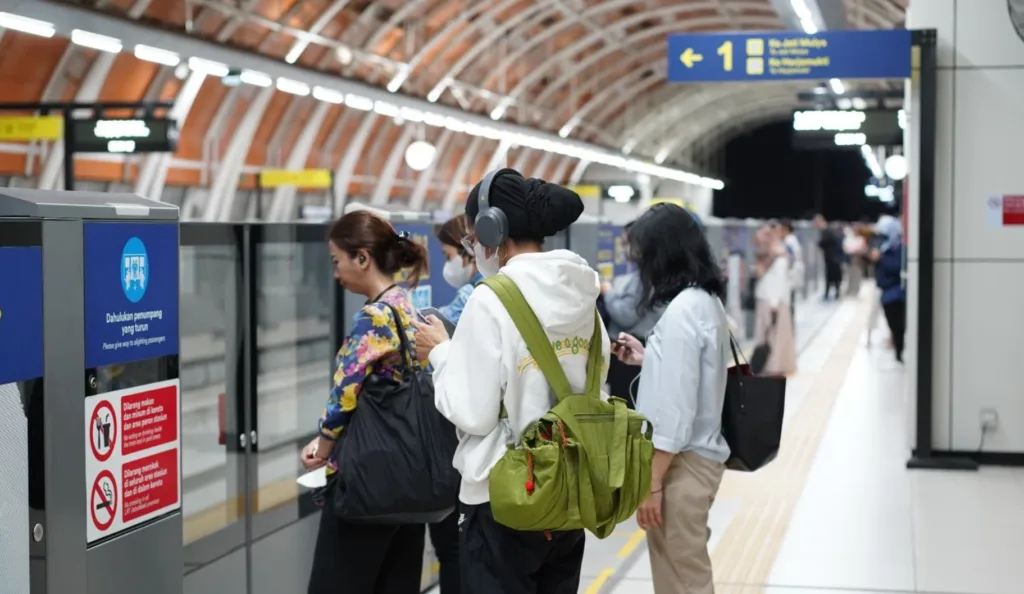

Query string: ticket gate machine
0 189 181 594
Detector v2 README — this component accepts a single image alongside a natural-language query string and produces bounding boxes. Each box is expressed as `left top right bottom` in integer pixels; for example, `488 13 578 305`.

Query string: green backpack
482 275 655 539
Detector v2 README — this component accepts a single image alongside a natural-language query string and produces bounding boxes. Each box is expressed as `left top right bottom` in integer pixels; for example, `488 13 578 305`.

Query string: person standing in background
843 223 868 297
601 221 666 405
814 214 843 300
753 224 797 375
435 214 482 326
779 219 804 329
871 216 906 363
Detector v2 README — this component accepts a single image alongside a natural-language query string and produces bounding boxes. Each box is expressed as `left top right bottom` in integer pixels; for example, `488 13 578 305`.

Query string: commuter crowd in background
299 167 906 594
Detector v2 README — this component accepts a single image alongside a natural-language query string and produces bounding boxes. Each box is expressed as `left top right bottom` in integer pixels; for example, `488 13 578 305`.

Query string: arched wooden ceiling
0 0 907 219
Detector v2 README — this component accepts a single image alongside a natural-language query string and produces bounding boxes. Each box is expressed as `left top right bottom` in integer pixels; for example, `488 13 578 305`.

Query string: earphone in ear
474 169 509 248
358 254 366 264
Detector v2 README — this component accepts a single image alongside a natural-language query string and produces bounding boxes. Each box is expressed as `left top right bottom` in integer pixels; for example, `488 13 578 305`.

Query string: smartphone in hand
417 307 456 337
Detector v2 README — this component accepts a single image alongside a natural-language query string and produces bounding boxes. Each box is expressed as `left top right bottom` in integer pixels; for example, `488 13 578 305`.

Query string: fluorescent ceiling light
188 57 229 77
443 117 466 133
312 86 344 104
423 112 447 127
134 44 180 66
829 78 845 94
239 70 272 87
0 13 55 38
276 77 310 96
344 94 373 111
399 106 424 123
387 68 410 93
284 43 306 65
426 82 447 103
71 29 123 53
373 101 399 117
490 99 512 121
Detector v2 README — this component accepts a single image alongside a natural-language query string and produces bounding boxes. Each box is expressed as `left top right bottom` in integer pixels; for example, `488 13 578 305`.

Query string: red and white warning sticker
85 379 180 544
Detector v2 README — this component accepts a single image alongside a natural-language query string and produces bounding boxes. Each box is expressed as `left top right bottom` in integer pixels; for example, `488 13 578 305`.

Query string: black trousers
460 503 585 594
607 357 640 409
824 262 842 298
882 299 906 361
429 510 461 594
308 504 425 594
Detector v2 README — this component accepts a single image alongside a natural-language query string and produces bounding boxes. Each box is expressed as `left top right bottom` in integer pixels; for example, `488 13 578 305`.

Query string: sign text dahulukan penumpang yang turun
84 222 179 368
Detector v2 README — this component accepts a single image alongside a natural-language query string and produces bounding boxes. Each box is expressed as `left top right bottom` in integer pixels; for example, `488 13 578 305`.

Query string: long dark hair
627 203 725 310
328 210 429 286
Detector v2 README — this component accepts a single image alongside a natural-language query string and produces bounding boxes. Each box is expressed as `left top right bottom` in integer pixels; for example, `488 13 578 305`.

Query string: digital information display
71 118 179 154
791 109 904 149
667 29 912 83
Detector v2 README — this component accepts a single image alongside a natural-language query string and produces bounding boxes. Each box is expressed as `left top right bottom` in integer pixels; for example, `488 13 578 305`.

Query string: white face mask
473 242 501 278
442 257 475 287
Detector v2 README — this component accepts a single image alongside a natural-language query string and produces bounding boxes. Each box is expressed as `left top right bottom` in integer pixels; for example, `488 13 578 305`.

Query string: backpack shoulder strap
583 309 604 397
481 276 573 401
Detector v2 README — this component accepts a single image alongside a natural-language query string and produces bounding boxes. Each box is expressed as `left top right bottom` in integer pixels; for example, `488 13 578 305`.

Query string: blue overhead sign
84 222 179 368
667 29 912 83
0 246 43 384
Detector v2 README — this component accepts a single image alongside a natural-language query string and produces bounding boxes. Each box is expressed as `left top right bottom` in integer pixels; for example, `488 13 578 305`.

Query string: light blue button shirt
635 287 731 463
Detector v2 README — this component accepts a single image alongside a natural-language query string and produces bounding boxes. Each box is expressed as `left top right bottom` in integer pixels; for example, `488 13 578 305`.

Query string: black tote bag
721 334 786 472
330 303 460 524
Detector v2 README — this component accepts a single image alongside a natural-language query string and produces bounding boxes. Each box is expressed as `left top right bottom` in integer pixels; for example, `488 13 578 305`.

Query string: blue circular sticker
120 237 149 303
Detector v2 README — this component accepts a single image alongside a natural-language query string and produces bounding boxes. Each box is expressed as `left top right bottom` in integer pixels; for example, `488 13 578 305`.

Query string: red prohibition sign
89 400 117 462
91 470 118 532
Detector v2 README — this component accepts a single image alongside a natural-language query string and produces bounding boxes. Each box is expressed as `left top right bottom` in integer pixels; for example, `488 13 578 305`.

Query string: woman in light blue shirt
435 214 483 326
612 203 730 594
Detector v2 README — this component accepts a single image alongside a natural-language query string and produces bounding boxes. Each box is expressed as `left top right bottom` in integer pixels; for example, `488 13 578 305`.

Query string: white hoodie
429 249 611 505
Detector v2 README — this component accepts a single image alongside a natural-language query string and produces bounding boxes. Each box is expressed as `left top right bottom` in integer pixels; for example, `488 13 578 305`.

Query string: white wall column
907 0 1024 454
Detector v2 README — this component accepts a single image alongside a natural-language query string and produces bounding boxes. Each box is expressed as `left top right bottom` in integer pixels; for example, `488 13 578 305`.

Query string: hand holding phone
612 333 645 366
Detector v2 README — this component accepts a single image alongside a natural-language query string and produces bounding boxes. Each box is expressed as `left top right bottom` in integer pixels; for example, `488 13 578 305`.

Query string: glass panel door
180 225 250 594
248 224 332 594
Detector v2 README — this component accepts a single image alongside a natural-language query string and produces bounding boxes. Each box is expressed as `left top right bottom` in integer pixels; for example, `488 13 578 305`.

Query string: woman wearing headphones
304 210 430 594
413 168 606 593
435 214 482 325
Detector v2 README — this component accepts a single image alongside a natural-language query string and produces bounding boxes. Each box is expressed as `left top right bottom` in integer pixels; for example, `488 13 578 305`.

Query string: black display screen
70 118 178 154
790 108 903 149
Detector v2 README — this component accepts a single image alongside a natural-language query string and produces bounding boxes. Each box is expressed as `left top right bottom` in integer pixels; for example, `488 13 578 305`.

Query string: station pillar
0 188 182 593
905 1 1024 459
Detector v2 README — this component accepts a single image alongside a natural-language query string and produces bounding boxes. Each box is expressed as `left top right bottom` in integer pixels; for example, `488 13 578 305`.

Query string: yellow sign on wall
258 169 332 189
566 185 601 199
0 115 63 141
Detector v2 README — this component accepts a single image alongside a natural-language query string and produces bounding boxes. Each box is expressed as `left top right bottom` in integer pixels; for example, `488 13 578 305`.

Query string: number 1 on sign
717 41 733 71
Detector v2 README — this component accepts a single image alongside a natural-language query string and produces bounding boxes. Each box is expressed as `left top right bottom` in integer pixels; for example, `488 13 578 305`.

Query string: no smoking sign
90 470 118 532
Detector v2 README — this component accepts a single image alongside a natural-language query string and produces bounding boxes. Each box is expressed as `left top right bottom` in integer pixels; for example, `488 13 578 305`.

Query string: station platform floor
558 293 1024 594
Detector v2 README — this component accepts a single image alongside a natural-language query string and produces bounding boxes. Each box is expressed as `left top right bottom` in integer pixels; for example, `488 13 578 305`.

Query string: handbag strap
379 302 416 371
728 331 750 368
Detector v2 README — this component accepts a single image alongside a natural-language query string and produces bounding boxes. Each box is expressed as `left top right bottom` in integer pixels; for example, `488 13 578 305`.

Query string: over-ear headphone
474 169 508 248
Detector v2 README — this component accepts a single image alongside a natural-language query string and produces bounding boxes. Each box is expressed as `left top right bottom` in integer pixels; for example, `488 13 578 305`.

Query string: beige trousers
647 451 725 594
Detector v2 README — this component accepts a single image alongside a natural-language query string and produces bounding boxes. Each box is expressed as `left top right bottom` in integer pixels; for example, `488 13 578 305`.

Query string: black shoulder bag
721 332 787 472
330 303 460 523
